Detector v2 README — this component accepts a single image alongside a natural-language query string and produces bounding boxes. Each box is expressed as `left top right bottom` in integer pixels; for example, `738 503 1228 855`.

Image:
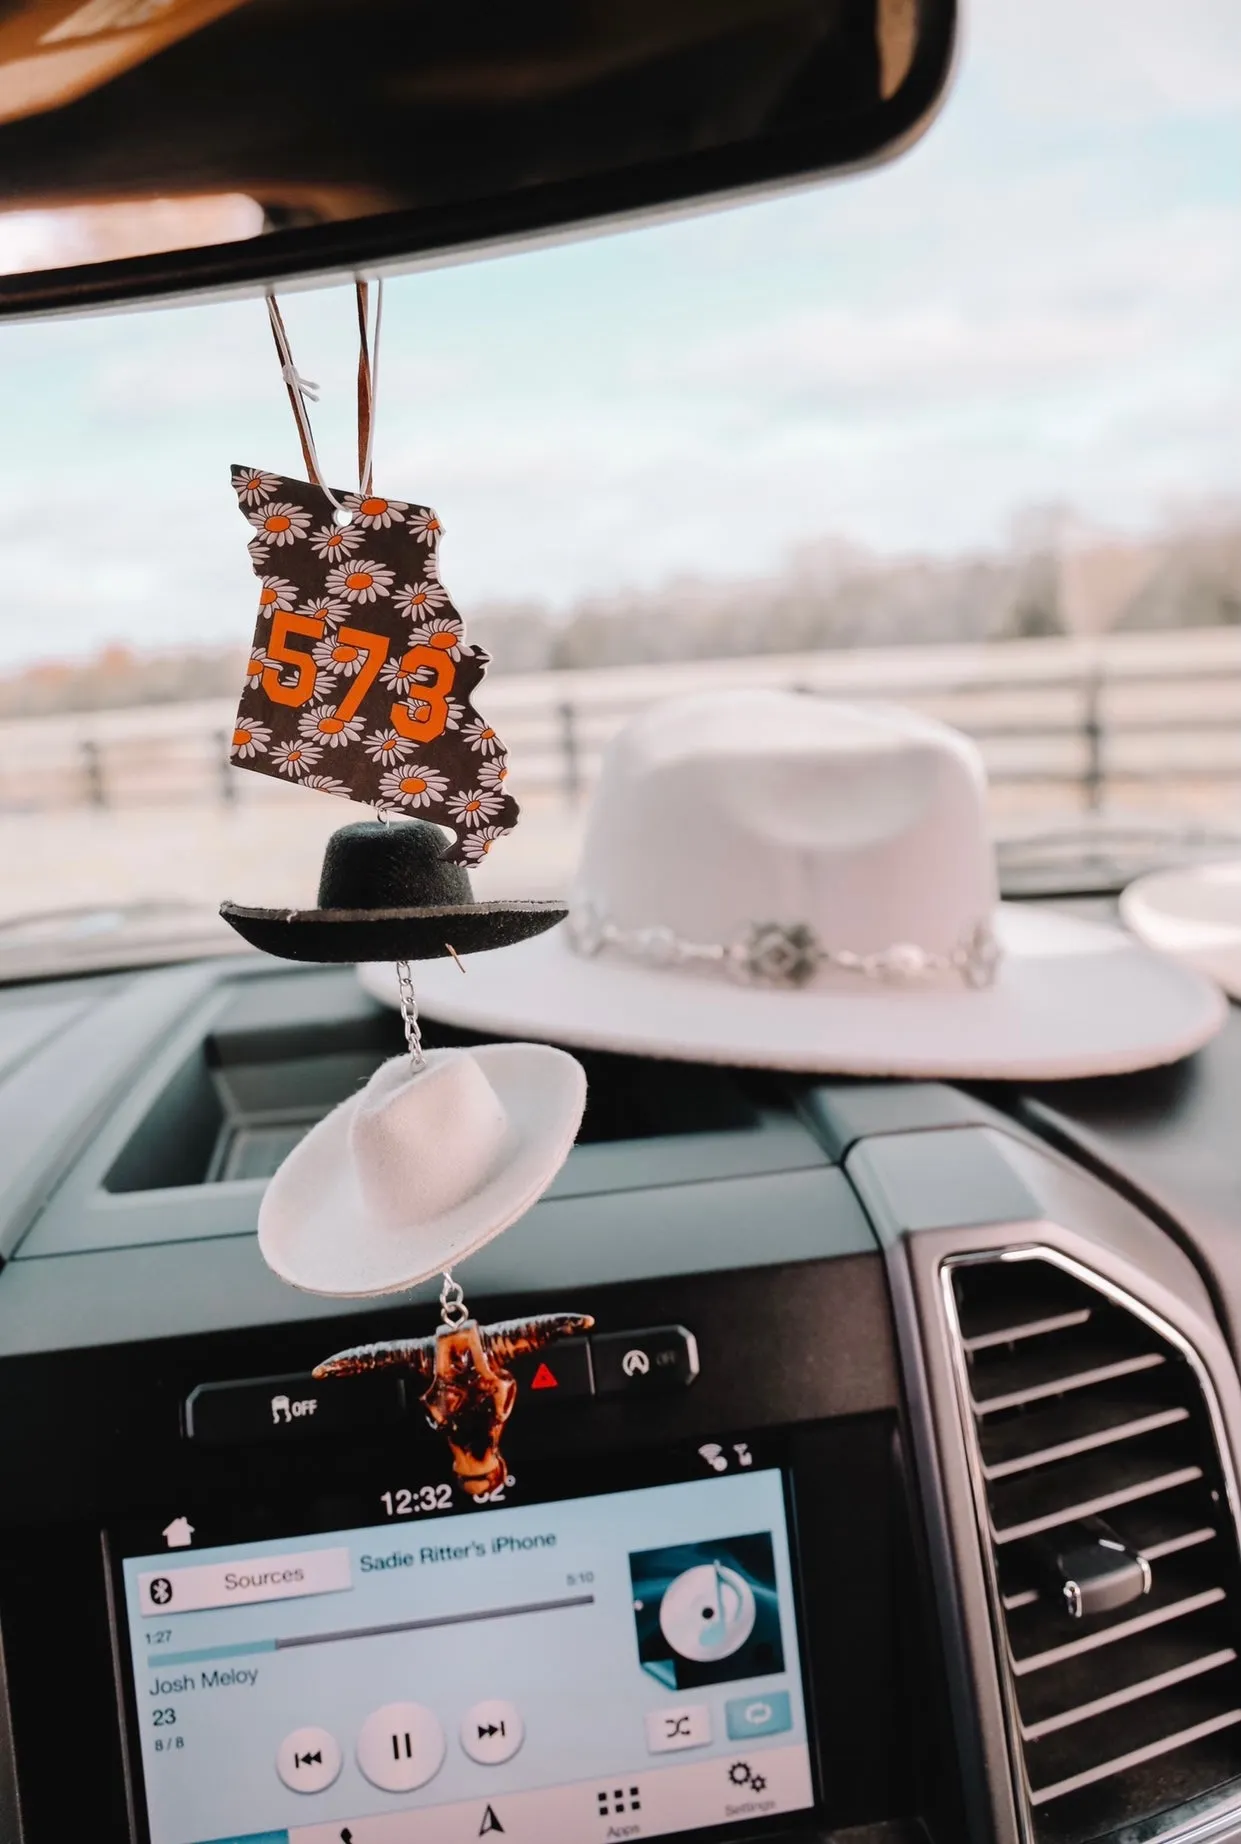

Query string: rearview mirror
0 0 955 319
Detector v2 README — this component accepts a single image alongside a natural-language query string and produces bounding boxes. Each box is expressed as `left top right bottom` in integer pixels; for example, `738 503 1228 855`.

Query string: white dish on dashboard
1121 861 1241 1002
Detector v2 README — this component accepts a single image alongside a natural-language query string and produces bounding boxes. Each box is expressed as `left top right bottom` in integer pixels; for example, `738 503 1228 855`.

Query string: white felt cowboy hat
360 692 1225 1081
1121 861 1241 1002
259 1043 586 1296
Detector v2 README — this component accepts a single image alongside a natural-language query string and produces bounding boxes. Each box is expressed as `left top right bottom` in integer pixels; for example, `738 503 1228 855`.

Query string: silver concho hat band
568 904 1003 990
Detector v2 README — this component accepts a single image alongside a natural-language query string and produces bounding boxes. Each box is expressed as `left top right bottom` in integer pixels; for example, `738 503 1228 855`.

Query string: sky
0 0 1238 667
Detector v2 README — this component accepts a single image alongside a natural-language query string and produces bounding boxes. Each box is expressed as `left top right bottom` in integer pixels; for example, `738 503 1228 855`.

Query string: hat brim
220 899 566 964
359 905 1226 1081
258 1043 586 1296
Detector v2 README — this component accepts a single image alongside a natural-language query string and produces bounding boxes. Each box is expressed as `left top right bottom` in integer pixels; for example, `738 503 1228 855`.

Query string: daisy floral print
324 557 395 604
227 464 518 860
247 501 313 549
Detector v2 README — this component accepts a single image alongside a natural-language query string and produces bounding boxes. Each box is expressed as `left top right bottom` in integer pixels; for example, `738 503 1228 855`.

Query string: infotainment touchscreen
116 1466 814 1843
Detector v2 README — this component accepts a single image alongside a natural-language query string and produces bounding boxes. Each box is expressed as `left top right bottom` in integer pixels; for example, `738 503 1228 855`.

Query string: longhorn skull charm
314 1312 593 1497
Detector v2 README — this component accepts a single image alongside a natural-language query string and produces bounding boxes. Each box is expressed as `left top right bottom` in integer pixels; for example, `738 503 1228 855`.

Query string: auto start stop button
592 1325 700 1395
185 1370 405 1444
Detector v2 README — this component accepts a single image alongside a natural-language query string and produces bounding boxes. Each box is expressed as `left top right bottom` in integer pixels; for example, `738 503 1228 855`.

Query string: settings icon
728 1761 767 1793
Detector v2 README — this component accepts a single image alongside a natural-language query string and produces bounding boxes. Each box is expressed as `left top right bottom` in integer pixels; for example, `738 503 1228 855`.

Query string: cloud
649 304 1160 404
970 0 1241 119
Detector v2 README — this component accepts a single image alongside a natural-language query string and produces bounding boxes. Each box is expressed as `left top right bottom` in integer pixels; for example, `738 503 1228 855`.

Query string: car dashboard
1 953 1240 1844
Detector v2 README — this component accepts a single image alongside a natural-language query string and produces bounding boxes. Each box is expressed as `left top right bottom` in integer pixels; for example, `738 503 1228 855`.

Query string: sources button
725 1690 792 1742
137 1545 351 1616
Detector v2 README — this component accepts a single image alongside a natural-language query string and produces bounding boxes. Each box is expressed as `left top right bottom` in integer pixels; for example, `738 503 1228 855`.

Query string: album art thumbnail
629 1531 785 1690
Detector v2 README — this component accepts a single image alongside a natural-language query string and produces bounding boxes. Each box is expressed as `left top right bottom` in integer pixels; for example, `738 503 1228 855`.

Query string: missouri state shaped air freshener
229 465 517 865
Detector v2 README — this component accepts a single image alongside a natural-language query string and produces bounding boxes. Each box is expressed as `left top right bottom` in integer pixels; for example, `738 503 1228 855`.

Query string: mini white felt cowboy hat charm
362 691 1225 1081
259 1042 586 1297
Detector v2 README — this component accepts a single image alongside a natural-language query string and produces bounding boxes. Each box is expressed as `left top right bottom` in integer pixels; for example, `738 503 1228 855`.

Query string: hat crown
574 692 997 958
317 821 472 912
348 1051 510 1232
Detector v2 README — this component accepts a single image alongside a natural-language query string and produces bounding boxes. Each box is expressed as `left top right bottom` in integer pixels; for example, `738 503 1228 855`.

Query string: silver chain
394 958 426 1070
568 904 1002 991
373 808 427 1070
440 1271 468 1327
375 801 457 1328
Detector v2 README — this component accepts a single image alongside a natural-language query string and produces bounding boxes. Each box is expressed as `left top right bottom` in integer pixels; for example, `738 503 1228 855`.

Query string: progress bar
149 1592 594 1668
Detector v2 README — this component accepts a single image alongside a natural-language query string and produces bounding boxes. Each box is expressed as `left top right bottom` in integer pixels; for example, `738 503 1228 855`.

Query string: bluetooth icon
149 1577 173 1606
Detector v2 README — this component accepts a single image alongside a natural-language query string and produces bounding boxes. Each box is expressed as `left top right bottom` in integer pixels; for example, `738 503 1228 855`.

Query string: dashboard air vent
947 1252 1241 1844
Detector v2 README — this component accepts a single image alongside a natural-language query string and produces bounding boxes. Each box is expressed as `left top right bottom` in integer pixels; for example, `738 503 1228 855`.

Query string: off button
593 1326 699 1395
185 1370 405 1445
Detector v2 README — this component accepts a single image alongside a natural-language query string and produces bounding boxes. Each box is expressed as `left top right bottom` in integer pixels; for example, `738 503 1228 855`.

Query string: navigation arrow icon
479 1805 505 1835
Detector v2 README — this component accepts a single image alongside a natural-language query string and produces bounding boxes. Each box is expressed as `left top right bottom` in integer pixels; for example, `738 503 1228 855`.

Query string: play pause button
461 1699 524 1765
356 1702 446 1792
276 1725 342 1793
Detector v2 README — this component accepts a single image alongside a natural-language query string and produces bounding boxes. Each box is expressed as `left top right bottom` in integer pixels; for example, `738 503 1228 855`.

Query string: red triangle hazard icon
530 1362 559 1390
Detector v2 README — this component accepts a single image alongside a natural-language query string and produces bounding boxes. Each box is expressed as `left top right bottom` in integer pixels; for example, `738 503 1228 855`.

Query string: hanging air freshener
219 282 589 1490
224 290 515 859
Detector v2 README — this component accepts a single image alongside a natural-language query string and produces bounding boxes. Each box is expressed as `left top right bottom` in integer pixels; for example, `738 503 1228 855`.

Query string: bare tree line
3 506 1237 720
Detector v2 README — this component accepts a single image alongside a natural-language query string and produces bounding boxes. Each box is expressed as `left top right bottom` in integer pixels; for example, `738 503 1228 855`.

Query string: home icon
163 1516 194 1549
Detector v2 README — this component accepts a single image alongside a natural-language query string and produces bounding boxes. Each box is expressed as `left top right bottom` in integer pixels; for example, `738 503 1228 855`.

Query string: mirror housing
0 0 956 319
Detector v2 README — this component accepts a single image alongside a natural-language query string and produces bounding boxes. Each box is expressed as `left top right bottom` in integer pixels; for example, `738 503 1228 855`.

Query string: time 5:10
381 1484 454 1516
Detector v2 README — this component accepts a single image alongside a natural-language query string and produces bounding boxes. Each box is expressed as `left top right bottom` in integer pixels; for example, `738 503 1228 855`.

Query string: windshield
1 0 1238 974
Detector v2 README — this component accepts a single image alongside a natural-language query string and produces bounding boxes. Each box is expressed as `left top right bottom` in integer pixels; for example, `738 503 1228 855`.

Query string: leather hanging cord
356 279 373 496
265 279 384 504
266 294 319 485
358 277 383 496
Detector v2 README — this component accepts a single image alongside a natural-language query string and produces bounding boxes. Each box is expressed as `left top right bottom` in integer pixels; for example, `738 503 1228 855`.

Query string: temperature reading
472 1474 516 1506
380 1484 453 1518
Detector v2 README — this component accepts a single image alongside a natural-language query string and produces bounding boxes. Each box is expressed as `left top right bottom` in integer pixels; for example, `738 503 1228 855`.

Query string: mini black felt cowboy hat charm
221 817 565 963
